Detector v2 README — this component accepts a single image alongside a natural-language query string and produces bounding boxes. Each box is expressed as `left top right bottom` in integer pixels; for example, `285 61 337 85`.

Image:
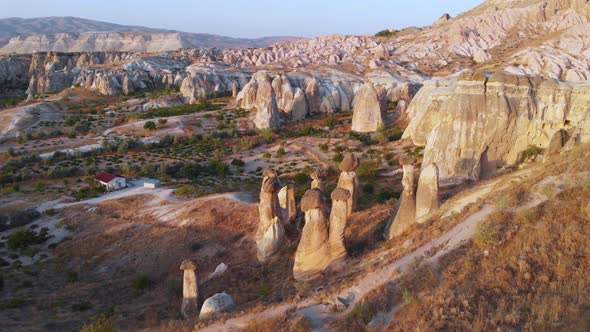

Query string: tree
157 118 168 127
144 121 157 130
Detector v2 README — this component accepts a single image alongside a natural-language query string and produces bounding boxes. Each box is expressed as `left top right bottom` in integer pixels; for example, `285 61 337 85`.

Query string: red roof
95 172 118 183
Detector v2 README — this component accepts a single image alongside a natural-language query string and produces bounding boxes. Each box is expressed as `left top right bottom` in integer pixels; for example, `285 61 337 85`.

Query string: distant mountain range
0 17 300 54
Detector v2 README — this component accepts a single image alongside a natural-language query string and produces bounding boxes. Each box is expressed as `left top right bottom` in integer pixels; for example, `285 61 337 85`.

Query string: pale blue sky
3 0 483 38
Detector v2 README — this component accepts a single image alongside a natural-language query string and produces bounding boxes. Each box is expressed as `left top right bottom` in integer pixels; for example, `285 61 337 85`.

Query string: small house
95 172 126 191
144 180 160 189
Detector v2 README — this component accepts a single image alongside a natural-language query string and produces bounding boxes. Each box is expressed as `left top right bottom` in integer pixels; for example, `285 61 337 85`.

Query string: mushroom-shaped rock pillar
293 188 331 281
337 152 360 216
329 188 351 262
256 169 285 262
180 259 199 319
385 156 416 239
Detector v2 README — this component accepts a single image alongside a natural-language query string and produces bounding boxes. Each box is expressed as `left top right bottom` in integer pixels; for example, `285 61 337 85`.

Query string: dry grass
389 184 590 331
242 311 311 332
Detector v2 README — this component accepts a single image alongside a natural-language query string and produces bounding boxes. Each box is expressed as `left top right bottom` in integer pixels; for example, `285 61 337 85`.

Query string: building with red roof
94 172 126 191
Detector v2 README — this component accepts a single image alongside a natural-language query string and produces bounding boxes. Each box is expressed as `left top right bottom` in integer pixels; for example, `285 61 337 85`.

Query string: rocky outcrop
415 164 440 223
0 55 31 99
351 82 383 133
180 259 199 319
294 188 331 281
545 129 568 159
256 169 284 262
337 153 360 216
404 71 590 184
329 188 350 262
199 292 235 319
180 63 251 103
385 157 416 239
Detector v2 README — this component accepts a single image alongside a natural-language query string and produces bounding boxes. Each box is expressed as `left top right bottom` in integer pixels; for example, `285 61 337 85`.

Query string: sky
2 0 484 38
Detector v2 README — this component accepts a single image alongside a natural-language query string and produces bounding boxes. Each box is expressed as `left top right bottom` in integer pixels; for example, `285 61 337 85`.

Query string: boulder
199 293 235 319
415 164 440 223
352 82 383 133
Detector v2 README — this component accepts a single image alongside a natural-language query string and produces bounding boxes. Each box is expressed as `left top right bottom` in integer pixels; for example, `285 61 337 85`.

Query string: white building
95 172 126 191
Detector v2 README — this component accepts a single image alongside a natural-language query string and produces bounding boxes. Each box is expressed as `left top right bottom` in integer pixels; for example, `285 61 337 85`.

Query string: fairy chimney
337 152 360 215
180 259 199 318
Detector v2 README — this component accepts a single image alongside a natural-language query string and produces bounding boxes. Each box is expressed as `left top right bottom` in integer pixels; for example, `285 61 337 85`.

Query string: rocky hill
0 17 300 54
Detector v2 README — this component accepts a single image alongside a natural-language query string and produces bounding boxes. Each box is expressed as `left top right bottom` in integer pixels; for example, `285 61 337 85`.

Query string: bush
131 274 151 293
362 183 375 194
6 228 50 251
332 153 344 163
378 189 401 203
276 147 286 158
231 158 246 167
358 159 380 178
521 145 542 161
375 29 398 37
44 209 56 216
143 121 157 130
81 316 115 332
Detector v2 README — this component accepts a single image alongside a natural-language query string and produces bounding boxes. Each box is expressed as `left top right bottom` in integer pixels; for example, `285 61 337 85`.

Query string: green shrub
6 228 50 251
362 183 375 194
333 153 344 163
231 158 246 167
44 209 56 216
375 29 398 37
143 121 157 130
276 147 286 158
0 296 29 310
521 145 542 161
131 274 151 293
259 280 271 297
378 189 401 203
81 316 115 332
358 159 380 178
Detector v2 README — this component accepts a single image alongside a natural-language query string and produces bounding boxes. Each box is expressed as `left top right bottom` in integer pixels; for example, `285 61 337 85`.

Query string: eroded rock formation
415 164 440 224
293 188 331 280
338 152 360 216
278 181 297 223
403 70 590 184
385 157 416 239
256 169 285 262
310 169 324 190
180 259 199 319
351 82 384 133
329 188 350 263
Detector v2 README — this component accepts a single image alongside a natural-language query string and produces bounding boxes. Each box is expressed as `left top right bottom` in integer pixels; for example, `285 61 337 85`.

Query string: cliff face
0 55 31 99
404 70 590 184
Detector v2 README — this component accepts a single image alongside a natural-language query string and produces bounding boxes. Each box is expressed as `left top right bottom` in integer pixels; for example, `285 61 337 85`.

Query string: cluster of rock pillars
177 152 442 319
